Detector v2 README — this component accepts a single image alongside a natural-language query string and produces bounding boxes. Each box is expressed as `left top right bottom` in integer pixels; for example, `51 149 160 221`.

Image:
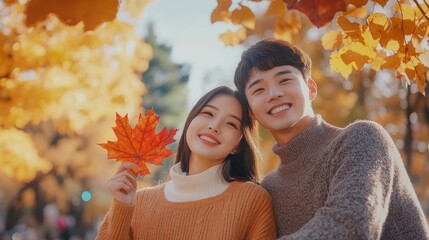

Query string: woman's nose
208 121 221 133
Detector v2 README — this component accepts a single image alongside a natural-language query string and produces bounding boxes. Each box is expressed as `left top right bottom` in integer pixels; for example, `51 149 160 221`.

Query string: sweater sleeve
279 122 398 240
95 199 135 240
248 187 277 240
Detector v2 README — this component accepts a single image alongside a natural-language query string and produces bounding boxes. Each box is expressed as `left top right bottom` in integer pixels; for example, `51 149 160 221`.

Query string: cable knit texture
261 115 429 240
96 181 277 240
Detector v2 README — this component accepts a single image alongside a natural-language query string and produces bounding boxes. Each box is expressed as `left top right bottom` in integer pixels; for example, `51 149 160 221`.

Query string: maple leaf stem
412 0 429 22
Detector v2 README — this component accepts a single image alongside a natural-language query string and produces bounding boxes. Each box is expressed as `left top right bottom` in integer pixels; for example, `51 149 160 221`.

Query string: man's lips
198 133 220 145
268 103 291 115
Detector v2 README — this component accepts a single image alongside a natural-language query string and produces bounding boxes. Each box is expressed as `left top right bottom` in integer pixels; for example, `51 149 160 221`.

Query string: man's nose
267 86 284 102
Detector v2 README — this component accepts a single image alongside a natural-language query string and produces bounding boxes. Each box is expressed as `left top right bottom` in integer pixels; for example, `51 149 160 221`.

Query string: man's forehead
245 65 302 85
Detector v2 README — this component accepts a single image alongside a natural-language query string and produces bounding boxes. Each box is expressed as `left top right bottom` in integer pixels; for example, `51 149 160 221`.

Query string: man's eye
280 79 291 84
252 88 264 95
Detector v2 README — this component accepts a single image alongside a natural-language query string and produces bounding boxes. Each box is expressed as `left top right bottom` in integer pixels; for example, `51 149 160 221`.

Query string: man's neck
272 115 315 145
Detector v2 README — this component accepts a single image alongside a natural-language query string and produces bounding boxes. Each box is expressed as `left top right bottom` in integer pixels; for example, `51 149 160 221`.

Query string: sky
139 0 245 106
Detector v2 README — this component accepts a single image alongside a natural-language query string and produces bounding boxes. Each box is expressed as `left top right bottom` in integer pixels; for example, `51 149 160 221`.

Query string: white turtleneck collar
164 162 230 202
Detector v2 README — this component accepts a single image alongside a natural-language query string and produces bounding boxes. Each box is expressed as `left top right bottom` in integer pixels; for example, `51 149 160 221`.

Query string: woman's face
186 94 243 168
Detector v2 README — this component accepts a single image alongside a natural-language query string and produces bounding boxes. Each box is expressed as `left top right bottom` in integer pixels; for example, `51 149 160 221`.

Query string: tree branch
412 0 429 22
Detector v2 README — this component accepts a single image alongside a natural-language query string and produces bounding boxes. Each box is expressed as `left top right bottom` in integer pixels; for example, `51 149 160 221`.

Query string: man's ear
308 79 317 101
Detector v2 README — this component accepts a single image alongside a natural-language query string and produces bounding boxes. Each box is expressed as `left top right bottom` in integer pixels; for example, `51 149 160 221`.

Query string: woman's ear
249 108 256 121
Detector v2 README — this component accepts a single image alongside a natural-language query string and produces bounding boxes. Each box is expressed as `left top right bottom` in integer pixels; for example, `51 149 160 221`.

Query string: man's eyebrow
247 79 261 90
275 70 292 76
205 104 242 122
247 70 293 90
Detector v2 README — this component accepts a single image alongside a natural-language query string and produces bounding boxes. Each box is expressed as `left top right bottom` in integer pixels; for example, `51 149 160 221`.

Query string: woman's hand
107 162 139 205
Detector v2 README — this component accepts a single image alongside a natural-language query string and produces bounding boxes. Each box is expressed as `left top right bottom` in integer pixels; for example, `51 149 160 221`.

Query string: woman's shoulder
135 183 165 201
231 181 272 199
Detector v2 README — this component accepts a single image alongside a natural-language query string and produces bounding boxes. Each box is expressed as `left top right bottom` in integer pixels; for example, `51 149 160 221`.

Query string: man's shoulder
260 169 281 188
340 119 390 142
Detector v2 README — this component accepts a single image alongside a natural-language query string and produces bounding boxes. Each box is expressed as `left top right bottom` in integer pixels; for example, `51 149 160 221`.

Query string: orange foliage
211 0 429 94
25 0 120 31
0 0 152 183
99 110 178 176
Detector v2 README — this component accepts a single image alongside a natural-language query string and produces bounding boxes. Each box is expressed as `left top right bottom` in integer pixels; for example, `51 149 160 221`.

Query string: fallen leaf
99 110 178 176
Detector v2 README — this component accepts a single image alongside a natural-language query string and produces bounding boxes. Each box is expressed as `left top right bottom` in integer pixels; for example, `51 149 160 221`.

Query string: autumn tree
142 22 191 183
0 0 153 237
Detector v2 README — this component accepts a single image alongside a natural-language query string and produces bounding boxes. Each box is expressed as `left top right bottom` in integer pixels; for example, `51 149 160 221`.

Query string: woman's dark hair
234 38 312 95
175 86 260 183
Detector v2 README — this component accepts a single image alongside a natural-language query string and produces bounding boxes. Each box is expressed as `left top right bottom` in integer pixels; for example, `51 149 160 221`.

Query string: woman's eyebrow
205 104 242 123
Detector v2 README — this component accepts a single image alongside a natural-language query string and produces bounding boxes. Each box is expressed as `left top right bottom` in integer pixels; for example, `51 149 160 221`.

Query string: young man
234 38 429 239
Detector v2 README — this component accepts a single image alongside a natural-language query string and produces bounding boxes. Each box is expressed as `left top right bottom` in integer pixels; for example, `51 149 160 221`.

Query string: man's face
245 65 317 143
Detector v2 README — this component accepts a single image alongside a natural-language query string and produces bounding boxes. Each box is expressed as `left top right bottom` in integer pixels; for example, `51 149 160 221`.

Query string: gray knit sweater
261 115 429 240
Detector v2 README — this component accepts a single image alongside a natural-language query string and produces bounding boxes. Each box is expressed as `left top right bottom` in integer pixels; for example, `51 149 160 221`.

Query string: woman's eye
227 122 238 129
201 111 213 117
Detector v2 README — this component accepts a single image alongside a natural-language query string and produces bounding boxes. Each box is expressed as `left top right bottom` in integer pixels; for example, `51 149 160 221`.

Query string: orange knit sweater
96 181 276 240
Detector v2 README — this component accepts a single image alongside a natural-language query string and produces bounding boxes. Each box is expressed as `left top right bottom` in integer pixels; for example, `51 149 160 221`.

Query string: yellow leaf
369 50 386 71
285 11 301 32
386 39 400 51
367 13 391 39
341 42 376 70
231 5 256 30
330 51 353 79
337 15 362 39
219 27 247 46
396 4 415 21
274 13 301 43
345 6 367 18
211 0 232 23
415 4 429 19
0 128 52 182
264 0 286 17
362 30 378 49
321 30 343 50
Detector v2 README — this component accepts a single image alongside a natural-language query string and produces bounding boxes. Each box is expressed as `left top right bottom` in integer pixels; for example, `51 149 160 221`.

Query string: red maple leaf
98 110 178 176
284 0 347 28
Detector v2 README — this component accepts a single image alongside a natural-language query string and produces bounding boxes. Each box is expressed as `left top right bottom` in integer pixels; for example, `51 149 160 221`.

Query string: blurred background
1 0 428 239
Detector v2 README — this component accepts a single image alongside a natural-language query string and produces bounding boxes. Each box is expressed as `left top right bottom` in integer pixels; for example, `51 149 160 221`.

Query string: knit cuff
109 199 135 234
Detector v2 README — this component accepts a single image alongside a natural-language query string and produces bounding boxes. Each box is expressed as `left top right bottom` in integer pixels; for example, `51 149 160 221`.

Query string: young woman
96 86 277 240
